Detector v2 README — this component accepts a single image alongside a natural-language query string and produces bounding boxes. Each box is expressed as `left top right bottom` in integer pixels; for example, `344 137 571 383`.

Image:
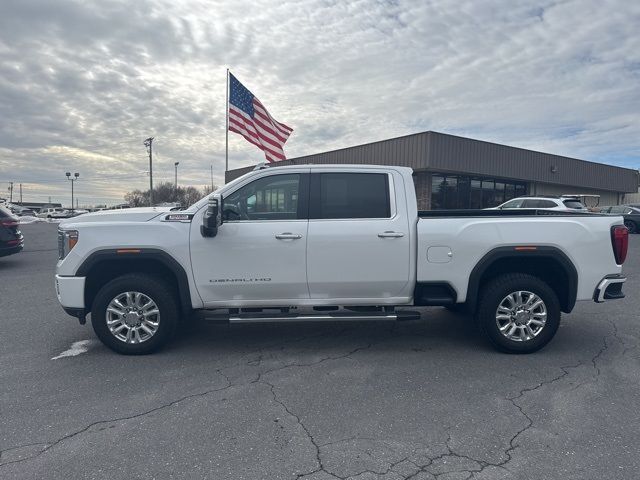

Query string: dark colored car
600 205 640 234
0 205 24 257
9 205 36 217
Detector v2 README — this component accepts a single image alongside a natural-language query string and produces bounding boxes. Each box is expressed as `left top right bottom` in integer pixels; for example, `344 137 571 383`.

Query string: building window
429 173 527 210
470 179 482 209
431 175 445 210
443 177 458 209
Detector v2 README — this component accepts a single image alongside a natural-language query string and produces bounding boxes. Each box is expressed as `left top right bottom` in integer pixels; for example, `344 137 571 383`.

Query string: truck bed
416 211 620 303
418 209 603 217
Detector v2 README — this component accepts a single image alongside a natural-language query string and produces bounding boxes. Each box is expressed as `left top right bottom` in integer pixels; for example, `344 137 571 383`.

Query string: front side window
310 173 390 219
223 174 301 221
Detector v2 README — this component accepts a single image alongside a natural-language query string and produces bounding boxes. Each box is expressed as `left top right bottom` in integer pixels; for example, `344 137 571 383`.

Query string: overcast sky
0 0 639 206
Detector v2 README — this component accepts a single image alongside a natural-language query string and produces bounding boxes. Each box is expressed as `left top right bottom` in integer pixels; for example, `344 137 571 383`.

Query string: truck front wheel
476 273 561 354
91 274 179 354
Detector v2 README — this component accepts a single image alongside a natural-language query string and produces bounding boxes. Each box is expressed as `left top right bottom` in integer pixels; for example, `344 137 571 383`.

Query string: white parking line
51 340 95 360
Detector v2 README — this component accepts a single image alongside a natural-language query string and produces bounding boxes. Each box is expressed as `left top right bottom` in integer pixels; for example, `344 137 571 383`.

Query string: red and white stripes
229 98 293 163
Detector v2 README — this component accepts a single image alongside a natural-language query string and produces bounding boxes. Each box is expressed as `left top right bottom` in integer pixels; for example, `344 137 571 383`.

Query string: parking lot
0 222 638 480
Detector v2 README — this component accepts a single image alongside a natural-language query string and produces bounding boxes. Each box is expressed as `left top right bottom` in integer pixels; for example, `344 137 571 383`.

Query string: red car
0 205 23 257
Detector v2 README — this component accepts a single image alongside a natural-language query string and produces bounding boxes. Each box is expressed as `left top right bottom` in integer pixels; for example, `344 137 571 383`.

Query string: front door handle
378 231 405 238
275 233 303 240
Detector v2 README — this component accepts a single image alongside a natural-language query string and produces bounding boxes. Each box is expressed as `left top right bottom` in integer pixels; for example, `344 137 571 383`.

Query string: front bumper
593 274 626 303
55 275 86 309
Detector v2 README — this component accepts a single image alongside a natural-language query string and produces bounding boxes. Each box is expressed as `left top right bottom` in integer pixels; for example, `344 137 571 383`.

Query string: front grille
58 230 65 259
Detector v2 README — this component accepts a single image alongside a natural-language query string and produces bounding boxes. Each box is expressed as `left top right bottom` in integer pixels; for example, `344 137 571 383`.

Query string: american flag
228 73 293 163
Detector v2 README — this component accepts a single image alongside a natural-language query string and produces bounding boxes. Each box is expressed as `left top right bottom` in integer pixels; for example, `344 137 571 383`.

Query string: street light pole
144 137 154 206
66 172 79 213
174 162 179 190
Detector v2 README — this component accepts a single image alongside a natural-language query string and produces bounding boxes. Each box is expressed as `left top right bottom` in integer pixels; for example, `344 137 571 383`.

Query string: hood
60 207 173 226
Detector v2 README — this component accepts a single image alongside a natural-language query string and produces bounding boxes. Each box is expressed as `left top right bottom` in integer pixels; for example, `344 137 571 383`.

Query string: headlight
58 229 79 260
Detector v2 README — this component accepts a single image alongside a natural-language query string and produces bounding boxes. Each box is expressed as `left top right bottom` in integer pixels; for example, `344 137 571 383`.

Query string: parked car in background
69 209 90 217
37 207 72 219
16 207 36 217
489 195 588 211
0 205 23 257
6 204 36 217
600 205 640 234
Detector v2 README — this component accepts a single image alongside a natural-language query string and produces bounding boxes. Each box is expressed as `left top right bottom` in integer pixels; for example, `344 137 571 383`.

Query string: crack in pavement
253 343 373 385
0 370 232 468
0 327 353 468
568 319 621 392
4 316 632 478
260 378 325 479
253 343 374 480
608 317 639 358
0 340 372 474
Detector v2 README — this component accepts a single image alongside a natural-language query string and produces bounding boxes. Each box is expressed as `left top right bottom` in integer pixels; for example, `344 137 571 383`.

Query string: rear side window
310 173 391 219
522 199 557 208
563 200 585 209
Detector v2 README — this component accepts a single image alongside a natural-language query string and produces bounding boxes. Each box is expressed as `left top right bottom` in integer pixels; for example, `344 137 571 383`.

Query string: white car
38 207 71 219
490 196 588 211
55 165 628 355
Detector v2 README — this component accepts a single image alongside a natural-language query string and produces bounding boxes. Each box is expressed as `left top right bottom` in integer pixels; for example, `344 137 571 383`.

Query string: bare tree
124 182 209 208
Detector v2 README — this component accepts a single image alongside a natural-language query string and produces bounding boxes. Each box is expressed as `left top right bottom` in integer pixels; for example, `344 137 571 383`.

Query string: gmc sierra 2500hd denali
56 165 629 355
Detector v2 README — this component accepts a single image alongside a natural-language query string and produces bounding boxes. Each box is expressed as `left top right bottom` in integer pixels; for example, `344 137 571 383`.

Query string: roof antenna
253 161 268 171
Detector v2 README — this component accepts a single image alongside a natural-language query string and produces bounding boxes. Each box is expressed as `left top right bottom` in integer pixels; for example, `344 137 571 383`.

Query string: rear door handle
378 231 405 238
275 233 303 240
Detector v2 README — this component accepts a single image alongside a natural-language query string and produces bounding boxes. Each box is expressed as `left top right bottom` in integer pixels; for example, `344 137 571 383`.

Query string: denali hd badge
164 214 193 222
209 278 272 283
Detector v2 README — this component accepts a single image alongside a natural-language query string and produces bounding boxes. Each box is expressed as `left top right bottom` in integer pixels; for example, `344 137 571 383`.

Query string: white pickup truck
56 165 629 355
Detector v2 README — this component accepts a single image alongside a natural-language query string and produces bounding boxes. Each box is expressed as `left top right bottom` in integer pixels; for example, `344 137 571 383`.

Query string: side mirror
201 194 222 238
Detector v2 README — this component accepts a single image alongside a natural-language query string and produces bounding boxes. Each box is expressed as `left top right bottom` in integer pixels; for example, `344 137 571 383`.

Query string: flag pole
225 68 229 173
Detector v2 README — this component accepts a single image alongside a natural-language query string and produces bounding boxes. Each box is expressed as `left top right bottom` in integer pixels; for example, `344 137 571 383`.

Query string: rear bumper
55 275 86 309
0 242 24 257
593 274 626 303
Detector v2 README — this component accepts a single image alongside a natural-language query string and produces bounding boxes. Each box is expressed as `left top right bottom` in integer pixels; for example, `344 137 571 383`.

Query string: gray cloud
0 0 638 205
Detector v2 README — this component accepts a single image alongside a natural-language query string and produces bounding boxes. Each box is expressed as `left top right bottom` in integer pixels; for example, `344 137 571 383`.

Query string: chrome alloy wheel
495 290 547 342
106 292 160 344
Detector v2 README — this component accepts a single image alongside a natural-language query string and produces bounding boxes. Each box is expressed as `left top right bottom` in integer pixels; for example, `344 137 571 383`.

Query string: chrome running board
203 310 421 323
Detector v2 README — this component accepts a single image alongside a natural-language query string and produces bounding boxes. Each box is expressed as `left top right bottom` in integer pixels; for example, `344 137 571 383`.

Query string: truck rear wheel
91 274 179 354
476 273 560 354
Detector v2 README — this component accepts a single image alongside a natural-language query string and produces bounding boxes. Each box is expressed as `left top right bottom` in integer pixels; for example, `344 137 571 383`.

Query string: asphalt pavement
1 222 639 480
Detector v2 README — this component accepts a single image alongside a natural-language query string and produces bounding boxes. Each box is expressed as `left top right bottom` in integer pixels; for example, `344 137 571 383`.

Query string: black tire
91 274 179 354
475 273 561 354
624 220 637 234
